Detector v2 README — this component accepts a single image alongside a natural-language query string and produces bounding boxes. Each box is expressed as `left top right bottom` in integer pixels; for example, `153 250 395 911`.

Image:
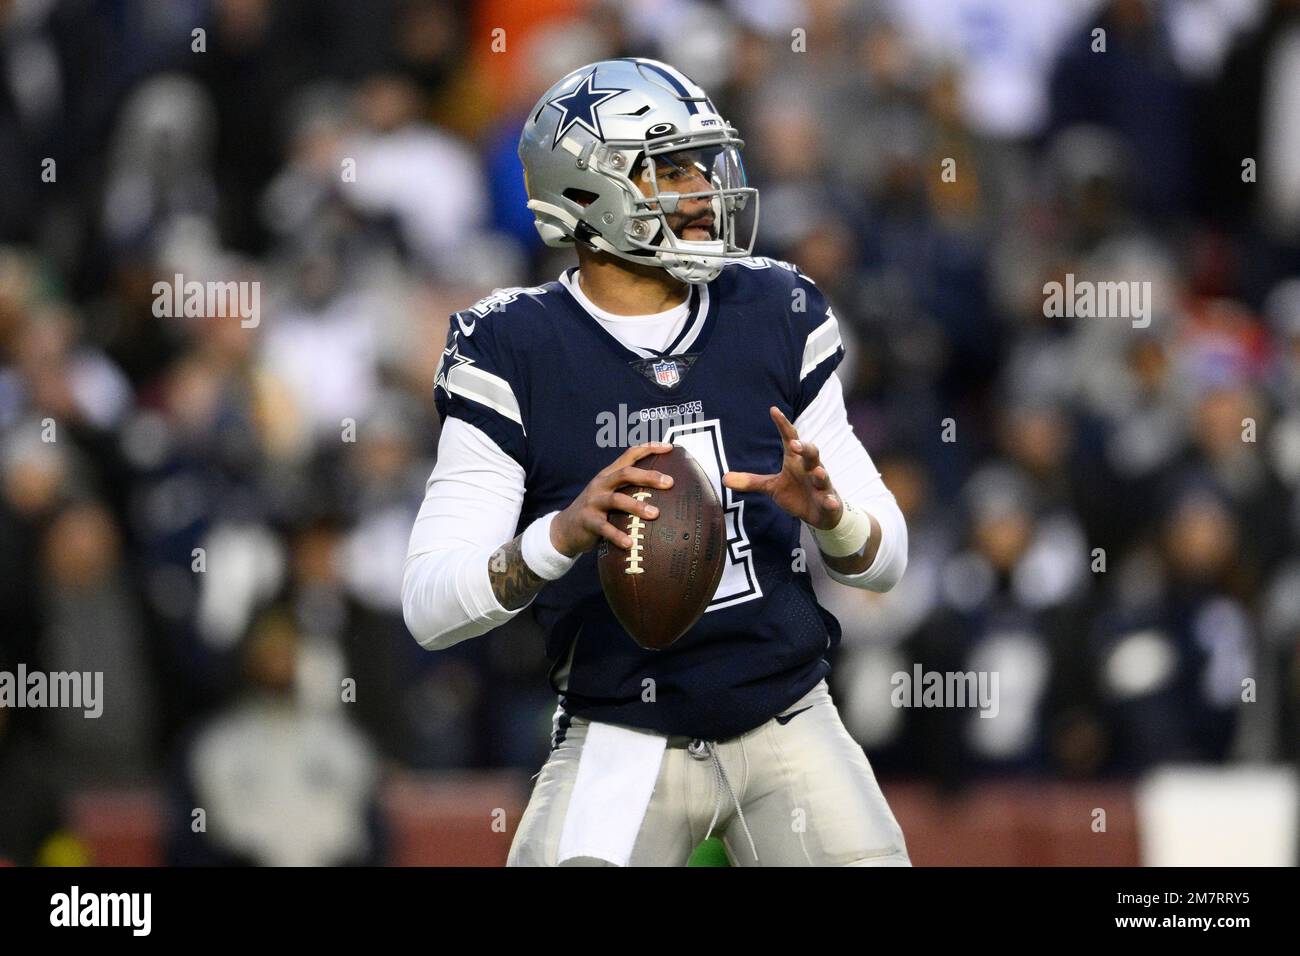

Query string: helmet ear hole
562 187 600 208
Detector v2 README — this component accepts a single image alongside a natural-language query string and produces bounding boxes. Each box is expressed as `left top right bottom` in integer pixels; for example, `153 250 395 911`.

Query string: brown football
597 445 726 650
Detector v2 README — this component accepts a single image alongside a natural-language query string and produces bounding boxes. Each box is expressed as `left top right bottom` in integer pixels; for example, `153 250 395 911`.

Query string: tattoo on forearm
488 534 548 610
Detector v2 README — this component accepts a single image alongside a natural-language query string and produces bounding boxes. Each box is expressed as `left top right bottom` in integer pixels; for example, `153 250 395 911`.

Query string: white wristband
811 500 873 558
520 511 578 581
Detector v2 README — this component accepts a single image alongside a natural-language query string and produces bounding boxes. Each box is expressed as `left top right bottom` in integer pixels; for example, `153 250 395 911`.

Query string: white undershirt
561 268 690 354
401 273 909 650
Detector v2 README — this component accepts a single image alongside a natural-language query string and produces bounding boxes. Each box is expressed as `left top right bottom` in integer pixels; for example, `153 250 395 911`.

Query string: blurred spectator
340 74 494 277
170 603 383 866
41 499 158 785
1090 486 1255 769
1209 0 1300 253
903 465 1094 787
1049 0 1197 218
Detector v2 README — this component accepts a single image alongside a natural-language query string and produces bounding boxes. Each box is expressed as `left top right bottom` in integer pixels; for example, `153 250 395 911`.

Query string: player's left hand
723 406 843 531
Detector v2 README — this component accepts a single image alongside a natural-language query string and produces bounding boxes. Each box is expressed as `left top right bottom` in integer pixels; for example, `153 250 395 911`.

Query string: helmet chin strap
658 218 727 283
660 242 726 283
663 256 723 284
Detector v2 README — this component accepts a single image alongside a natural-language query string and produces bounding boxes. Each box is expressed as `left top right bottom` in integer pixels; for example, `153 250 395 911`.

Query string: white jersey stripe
670 283 709 354
446 363 526 432
800 311 842 381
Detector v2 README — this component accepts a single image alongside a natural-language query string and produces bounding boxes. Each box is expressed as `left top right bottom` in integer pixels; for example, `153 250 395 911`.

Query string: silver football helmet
518 58 759 284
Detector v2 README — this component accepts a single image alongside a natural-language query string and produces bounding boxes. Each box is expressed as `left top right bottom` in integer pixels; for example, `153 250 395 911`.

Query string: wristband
811 500 873 558
521 511 578 580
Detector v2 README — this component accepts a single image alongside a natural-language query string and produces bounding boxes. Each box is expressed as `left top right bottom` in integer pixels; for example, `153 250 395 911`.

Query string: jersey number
660 419 762 610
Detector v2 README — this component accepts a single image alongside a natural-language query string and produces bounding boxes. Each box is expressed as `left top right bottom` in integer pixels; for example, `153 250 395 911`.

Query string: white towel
557 722 667 866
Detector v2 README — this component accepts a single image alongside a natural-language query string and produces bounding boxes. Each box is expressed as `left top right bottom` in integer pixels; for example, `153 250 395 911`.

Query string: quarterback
402 58 910 866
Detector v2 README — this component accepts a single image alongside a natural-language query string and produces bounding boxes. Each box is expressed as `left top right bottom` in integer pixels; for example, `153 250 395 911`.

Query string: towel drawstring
688 739 758 863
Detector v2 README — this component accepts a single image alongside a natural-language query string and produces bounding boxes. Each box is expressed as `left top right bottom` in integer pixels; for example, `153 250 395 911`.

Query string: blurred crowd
1 0 1298 864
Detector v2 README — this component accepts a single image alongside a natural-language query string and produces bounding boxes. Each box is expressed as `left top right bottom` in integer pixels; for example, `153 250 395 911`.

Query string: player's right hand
549 443 675 557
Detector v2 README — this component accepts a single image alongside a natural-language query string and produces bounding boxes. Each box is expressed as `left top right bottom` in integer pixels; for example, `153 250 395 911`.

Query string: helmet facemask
587 126 759 283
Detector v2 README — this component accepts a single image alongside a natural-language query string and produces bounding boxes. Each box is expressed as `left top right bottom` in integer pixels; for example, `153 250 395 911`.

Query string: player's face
636 148 716 243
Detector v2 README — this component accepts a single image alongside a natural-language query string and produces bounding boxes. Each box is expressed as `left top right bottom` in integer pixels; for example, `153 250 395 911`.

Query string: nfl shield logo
653 359 680 388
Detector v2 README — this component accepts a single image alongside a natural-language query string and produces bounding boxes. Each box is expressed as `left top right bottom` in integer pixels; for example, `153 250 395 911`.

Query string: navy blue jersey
434 257 847 741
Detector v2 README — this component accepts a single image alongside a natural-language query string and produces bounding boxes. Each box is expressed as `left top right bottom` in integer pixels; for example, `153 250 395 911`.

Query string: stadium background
0 0 1297 866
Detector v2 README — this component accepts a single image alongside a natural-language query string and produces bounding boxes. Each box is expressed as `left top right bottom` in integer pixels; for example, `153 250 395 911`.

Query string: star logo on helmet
545 70 627 149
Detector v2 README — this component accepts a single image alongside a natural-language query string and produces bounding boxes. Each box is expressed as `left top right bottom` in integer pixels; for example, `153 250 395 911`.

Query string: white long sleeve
794 372 908 592
401 417 529 650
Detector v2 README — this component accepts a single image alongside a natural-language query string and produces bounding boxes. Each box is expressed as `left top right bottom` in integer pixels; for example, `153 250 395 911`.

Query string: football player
403 58 910 866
